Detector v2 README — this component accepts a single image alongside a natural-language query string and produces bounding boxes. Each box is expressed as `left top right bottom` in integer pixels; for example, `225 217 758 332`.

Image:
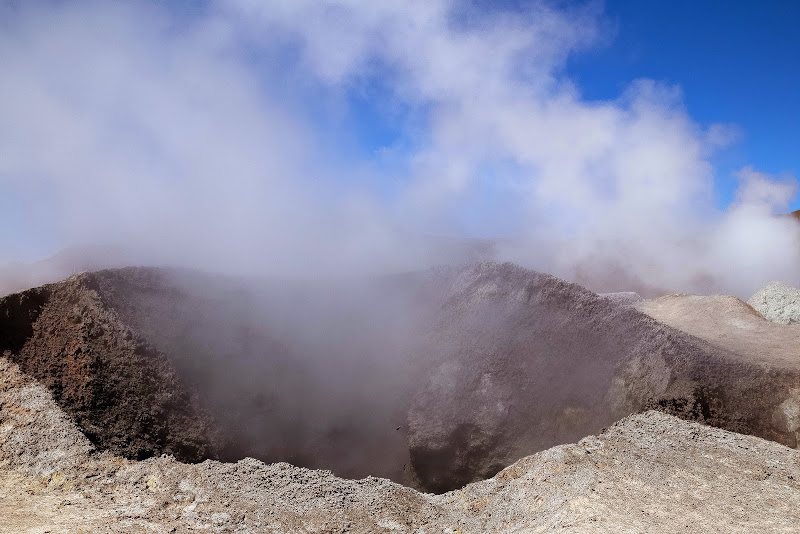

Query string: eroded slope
0 274 219 462
408 263 800 491
634 293 800 447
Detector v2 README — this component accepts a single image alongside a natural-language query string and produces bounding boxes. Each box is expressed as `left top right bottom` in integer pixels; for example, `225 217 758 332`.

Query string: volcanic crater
3 262 800 496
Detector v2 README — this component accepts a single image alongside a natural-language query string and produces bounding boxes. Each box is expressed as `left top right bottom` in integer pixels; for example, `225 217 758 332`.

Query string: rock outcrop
0 267 437 484
407 264 800 491
748 281 800 325
0 273 219 462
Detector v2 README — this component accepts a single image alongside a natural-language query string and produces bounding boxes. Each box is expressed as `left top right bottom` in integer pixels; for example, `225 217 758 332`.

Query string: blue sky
333 0 799 212
567 0 800 210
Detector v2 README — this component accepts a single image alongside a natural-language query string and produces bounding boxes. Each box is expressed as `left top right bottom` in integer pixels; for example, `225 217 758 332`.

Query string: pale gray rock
748 281 800 325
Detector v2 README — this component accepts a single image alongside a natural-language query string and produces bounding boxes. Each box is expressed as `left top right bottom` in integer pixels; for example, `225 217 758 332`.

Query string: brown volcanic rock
0 273 219 462
85 266 434 482
1 266 442 485
407 263 800 492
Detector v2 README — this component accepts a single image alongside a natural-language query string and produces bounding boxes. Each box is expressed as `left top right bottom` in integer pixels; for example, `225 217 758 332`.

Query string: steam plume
0 0 797 296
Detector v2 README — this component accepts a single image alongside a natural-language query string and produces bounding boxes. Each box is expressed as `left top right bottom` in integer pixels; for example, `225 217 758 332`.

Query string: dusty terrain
2 355 800 533
635 292 800 369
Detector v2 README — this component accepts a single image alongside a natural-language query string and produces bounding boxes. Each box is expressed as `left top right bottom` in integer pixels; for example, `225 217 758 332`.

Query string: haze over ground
0 0 798 296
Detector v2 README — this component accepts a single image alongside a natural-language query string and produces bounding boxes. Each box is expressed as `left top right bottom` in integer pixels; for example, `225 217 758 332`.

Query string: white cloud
0 0 796 295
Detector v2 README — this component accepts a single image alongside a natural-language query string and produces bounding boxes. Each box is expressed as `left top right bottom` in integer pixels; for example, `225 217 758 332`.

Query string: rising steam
0 0 797 297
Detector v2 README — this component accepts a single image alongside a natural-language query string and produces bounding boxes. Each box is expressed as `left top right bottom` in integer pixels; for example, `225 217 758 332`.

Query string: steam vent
1 263 800 531
2 1 800 531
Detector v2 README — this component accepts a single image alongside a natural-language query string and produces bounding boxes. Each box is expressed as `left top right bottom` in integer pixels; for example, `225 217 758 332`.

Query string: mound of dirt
748 281 800 325
636 293 800 367
2 355 799 533
632 293 800 444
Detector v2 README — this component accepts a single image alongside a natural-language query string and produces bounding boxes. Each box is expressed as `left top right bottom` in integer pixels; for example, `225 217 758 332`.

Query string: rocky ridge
407 263 800 490
0 273 220 462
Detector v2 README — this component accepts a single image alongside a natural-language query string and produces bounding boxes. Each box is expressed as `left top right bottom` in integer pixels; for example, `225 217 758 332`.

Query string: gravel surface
748 281 800 325
598 291 643 305
2 355 800 533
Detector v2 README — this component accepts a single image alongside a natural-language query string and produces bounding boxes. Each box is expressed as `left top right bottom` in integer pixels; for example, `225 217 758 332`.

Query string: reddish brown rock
0 273 219 462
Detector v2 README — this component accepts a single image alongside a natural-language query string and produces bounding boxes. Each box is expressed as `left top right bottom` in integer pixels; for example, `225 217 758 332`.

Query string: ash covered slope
0 265 443 483
0 273 219 462
408 263 800 491
2 356 799 533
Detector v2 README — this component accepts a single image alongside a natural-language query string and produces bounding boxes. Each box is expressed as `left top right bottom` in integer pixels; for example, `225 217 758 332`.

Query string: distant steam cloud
0 0 797 296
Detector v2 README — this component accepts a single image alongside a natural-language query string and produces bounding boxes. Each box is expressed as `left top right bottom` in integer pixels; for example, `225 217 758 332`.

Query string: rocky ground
1 263 800 531
2 355 800 533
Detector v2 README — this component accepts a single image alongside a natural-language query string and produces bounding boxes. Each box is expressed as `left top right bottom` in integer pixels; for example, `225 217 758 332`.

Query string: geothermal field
1 262 800 532
2 1 799 532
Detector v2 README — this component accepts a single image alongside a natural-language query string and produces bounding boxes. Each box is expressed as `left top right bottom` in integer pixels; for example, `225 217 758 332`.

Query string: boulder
748 281 800 325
